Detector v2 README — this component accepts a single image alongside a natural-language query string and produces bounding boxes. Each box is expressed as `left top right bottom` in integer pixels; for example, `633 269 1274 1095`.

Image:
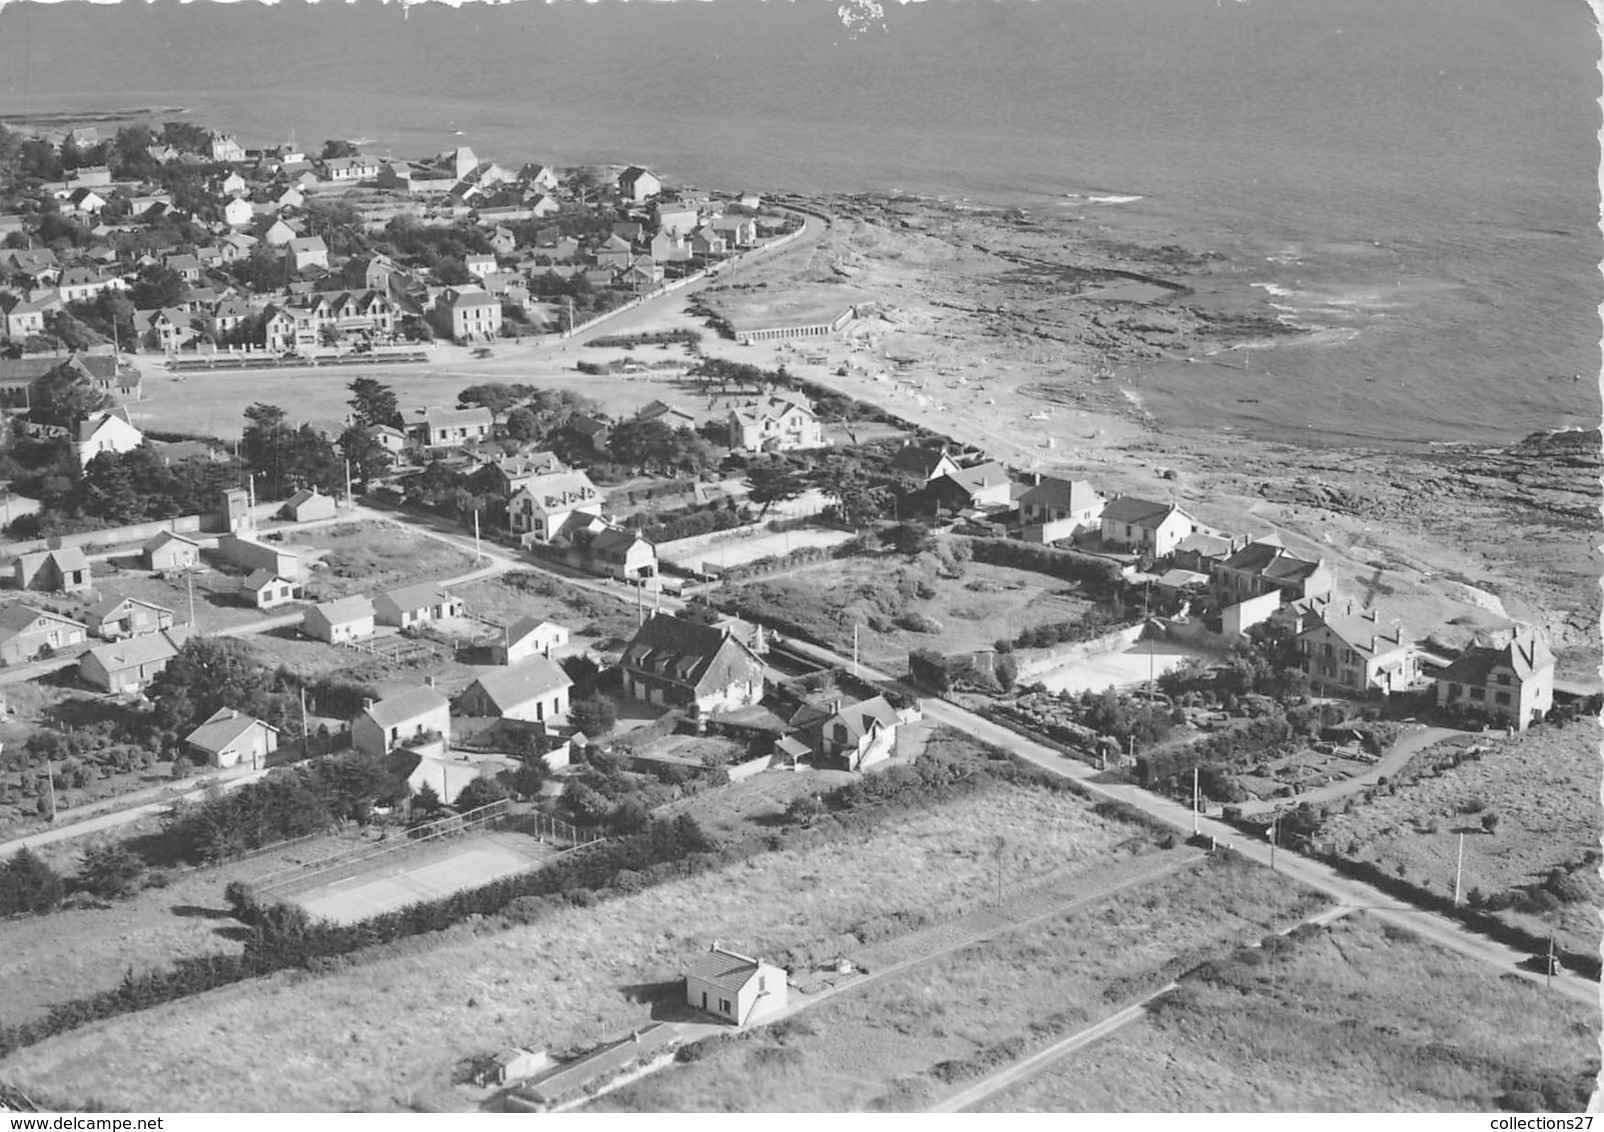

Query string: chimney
829 698 841 715
424 675 435 689
362 697 374 711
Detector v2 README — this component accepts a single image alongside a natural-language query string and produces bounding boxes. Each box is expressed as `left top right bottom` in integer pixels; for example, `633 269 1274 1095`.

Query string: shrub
76 844 146 900
1481 811 1500 835
0 849 64 916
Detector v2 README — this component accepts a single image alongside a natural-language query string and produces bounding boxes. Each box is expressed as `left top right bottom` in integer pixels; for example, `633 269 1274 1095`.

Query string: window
719 998 731 1015
1448 682 1462 700
1494 692 1511 706
1469 687 1485 701
1496 674 1511 686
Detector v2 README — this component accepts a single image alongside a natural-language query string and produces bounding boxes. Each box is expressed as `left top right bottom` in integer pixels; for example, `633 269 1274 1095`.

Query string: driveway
1236 725 1463 817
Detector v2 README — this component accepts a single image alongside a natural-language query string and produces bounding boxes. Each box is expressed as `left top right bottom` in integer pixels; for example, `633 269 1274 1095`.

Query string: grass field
978 912 1601 1112
0 776 1153 1111
449 572 639 648
0 825 392 1029
722 559 1095 667
286 521 477 603
1315 723 1602 958
591 855 1327 1112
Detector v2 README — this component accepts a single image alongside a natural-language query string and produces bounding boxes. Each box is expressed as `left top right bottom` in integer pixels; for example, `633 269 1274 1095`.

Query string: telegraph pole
1454 833 1465 905
852 624 859 678
187 573 196 627
1547 935 1556 989
1192 765 1200 836
473 509 482 564
1270 814 1279 871
344 458 353 508
43 756 57 823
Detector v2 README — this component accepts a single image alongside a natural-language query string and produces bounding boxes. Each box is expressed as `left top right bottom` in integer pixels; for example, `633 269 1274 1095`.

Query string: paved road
776 637 1597 1008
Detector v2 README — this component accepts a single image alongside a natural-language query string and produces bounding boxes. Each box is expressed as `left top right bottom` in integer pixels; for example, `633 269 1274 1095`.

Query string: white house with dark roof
508 470 605 545
930 461 1015 511
684 944 788 1026
1211 539 1336 607
620 612 765 715
375 583 464 629
492 617 569 666
302 595 375 643
186 708 278 769
788 694 902 772
74 410 143 467
353 685 451 758
280 488 338 523
84 594 175 641
143 529 203 572
618 166 662 203
1434 630 1554 730
0 602 86 665
454 655 572 723
243 569 301 610
79 628 189 694
1018 475 1104 529
1297 599 1419 696
404 405 493 448
434 288 503 344
727 394 823 453
1099 496 1199 558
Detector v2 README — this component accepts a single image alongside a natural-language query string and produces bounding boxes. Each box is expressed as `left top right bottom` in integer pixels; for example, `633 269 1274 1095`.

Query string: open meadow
720 557 1096 667
448 571 639 648
0 769 1156 1111
591 854 1328 1113
1315 723 1601 958
976 912 1601 1112
284 521 477 603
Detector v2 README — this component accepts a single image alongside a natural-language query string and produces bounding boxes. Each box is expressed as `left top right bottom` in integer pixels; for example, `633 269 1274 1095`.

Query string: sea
0 0 1597 450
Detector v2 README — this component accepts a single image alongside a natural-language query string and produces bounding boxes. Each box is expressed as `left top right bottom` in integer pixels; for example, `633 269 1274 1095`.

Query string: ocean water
0 0 1596 448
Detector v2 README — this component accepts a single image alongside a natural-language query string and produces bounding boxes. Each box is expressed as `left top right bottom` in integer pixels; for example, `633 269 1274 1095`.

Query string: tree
30 360 113 429
347 377 399 430
337 423 393 487
411 782 443 818
130 264 187 311
504 406 539 442
321 138 359 160
559 655 601 698
433 257 472 286
568 695 618 737
746 462 807 520
76 843 146 899
145 637 295 744
498 756 550 799
1481 811 1500 835
453 776 509 813
908 648 952 693
0 848 64 916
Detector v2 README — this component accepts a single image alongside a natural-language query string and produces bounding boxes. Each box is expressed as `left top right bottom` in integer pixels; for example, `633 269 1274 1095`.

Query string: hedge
962 537 1125 595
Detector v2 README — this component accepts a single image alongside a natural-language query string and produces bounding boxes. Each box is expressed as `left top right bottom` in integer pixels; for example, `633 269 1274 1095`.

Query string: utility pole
473 509 482 564
344 458 353 508
1270 814 1279 871
298 686 309 762
1192 765 1200 836
1454 832 1465 905
187 573 196 627
852 624 859 678
43 755 57 823
1547 935 1556 989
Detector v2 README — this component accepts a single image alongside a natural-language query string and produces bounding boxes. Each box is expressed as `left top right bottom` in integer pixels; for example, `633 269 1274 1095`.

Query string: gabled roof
84 592 172 622
408 405 494 430
685 946 765 994
1018 476 1101 512
1101 496 1183 527
460 655 572 714
590 527 651 555
1219 540 1323 583
511 470 601 512
243 568 293 591
821 695 899 743
19 546 91 574
309 594 374 625
506 616 564 646
143 528 202 553
942 461 1012 496
1301 600 1410 658
1173 532 1236 559
380 582 458 615
890 445 956 477
1438 632 1555 685
363 686 449 729
83 628 187 673
186 707 278 753
283 487 330 509
0 601 85 638
621 612 761 691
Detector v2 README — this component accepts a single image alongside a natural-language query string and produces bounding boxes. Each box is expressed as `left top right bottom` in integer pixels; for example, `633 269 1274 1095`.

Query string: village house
788 694 902 772
1099 496 1200 558
223 197 254 228
263 218 300 247
618 166 662 203
403 405 494 448
1434 630 1555 731
455 655 572 723
74 409 144 468
301 595 375 644
474 451 565 498
492 617 569 665
1298 600 1419 696
142 530 203 571
0 602 86 665
636 399 698 430
79 628 188 694
684 944 788 1026
593 233 634 270
285 236 330 273
321 155 381 183
566 414 613 455
1211 538 1336 607
620 612 766 715
689 226 726 258
56 266 128 303
711 215 758 248
14 547 92 595
928 461 1016 512
242 569 301 610
508 470 606 545
0 294 47 343
218 535 300 580
579 527 658 583
185 708 279 769
1170 531 1242 575
375 583 464 629
210 133 246 163
433 288 503 343
353 685 451 759
368 423 410 456
890 444 964 484
84 594 175 641
1018 475 1105 529
464 253 498 280
727 394 824 452
654 199 700 238
280 488 338 523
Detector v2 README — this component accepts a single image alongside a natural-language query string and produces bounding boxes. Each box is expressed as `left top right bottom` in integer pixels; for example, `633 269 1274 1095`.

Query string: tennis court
293 833 556 924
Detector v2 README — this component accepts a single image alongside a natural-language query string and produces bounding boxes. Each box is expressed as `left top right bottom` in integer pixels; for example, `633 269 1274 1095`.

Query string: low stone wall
1014 622 1148 682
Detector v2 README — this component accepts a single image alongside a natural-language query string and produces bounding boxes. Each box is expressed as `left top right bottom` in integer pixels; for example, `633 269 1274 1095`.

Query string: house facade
727 395 824 452
15 548 92 594
1018 476 1104 529
455 656 572 724
143 530 202 571
186 709 279 769
1298 601 1419 696
1212 540 1337 607
75 411 144 467
507 471 605 544
1434 631 1555 730
375 583 464 629
243 569 301 610
0 603 87 664
352 686 451 758
404 405 494 448
620 613 765 715
684 945 788 1026
492 617 569 665
302 596 376 643
85 595 175 641
79 629 186 694
1099 497 1199 558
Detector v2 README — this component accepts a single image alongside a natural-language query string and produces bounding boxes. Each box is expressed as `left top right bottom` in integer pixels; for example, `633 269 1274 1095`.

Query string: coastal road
776 637 1598 1008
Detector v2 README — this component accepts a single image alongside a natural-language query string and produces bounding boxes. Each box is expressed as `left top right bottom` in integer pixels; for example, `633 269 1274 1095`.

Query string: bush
569 695 618 737
0 849 64 916
76 844 146 900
